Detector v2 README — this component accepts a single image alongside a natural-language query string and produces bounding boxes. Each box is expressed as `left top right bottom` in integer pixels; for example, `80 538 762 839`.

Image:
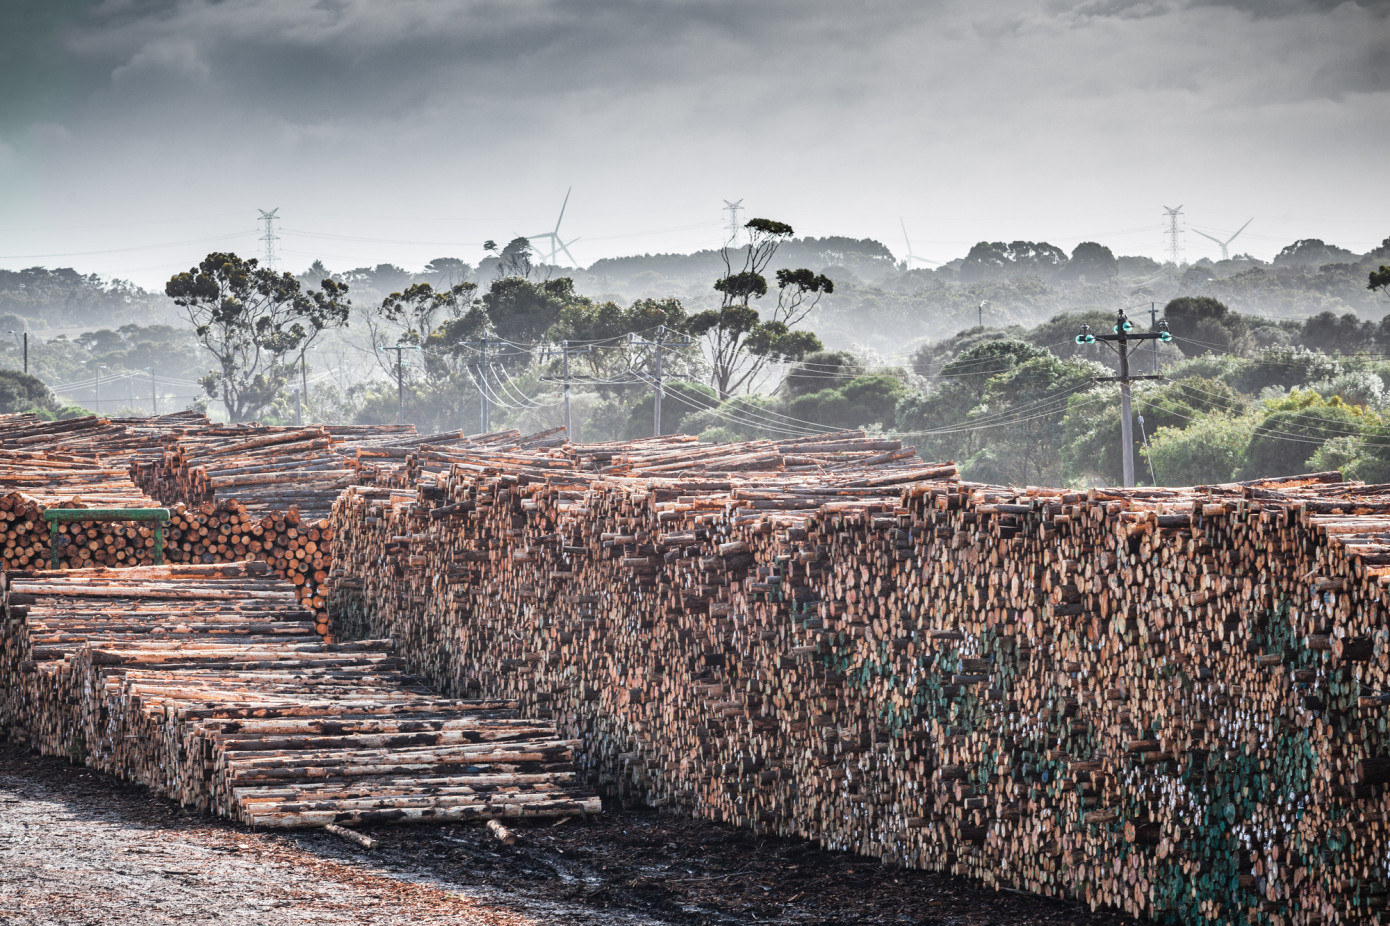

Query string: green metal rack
43 508 172 569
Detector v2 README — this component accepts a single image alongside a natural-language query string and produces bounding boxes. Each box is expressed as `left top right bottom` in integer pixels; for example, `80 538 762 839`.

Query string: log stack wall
328 459 1390 925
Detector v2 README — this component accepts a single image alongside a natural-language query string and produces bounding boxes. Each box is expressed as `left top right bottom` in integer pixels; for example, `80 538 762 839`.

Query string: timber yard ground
0 743 1132 926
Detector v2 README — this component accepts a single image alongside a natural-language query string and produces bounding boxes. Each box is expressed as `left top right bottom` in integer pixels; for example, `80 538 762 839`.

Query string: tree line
2 227 1387 490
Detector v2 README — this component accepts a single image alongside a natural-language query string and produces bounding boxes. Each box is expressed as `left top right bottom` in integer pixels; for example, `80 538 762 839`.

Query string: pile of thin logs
0 563 599 828
0 435 170 571
0 411 213 479
161 499 335 631
329 447 1390 925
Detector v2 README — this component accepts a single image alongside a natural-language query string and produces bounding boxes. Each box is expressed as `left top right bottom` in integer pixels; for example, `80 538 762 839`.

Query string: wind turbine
1191 218 1254 261
527 188 581 266
899 218 938 269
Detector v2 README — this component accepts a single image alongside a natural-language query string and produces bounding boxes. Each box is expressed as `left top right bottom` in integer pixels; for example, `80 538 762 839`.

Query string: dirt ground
0 743 1136 926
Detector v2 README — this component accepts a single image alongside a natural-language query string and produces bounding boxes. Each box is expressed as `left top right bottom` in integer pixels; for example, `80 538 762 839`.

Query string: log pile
0 416 423 632
0 562 599 828
329 445 1390 925
135 424 416 518
0 445 335 631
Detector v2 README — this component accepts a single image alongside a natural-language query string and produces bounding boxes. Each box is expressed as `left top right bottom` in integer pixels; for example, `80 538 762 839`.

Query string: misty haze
1 2 1389 925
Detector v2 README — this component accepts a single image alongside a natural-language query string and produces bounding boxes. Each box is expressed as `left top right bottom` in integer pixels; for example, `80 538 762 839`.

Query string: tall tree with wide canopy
166 252 350 421
690 218 831 399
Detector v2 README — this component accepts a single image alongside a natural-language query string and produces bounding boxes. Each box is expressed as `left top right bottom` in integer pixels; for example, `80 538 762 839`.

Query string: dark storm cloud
59 0 875 120
1057 0 1174 20
0 0 1385 281
7 0 1381 133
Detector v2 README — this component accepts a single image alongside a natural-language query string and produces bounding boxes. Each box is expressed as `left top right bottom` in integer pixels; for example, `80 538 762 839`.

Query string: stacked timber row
0 434 169 571
161 500 335 631
0 442 335 632
134 423 416 517
0 417 421 631
0 563 599 828
329 448 1390 925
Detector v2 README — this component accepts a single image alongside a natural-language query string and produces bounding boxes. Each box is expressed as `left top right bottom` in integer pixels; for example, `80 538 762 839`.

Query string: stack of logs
329 445 1390 925
0 562 600 828
135 424 417 518
0 415 435 635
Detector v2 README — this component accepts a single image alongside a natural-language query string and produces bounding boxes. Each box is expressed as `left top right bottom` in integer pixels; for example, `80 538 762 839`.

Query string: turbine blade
900 217 913 257
555 188 571 234
1226 217 1253 244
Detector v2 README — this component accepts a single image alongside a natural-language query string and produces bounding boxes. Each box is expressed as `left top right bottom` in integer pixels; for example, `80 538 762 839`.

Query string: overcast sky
1 0 1386 289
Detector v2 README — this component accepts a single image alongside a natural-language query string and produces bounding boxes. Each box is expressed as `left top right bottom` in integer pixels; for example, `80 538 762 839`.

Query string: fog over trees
2 224 1389 485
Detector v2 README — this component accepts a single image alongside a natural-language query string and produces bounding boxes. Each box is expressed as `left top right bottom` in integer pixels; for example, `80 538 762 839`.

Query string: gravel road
0 743 1134 926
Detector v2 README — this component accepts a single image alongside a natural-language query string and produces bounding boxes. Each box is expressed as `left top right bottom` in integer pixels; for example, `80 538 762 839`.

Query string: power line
658 386 825 438
0 231 254 261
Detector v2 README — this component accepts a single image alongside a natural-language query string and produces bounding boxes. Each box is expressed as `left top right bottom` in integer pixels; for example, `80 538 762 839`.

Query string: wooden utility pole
1076 309 1170 487
630 325 692 437
381 344 418 425
541 341 593 438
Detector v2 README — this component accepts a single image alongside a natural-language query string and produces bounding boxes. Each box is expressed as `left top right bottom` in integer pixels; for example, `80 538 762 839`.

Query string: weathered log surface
329 457 1390 925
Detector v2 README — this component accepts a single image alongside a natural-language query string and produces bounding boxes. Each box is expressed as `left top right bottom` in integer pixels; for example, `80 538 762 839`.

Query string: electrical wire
891 392 1086 438
660 384 832 436
1133 394 1390 449
1154 376 1383 441
905 381 1096 435
0 231 257 261
657 387 825 437
491 362 563 409
1137 413 1159 485
461 365 532 411
665 377 869 433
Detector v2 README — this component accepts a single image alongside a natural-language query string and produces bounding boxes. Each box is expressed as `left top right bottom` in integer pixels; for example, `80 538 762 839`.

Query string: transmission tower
1162 205 1184 265
258 208 280 269
723 199 744 246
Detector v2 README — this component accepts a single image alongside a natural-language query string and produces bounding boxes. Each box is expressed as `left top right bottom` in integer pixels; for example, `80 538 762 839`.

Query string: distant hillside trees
1058 242 1118 282
958 241 1069 282
0 369 61 416
1163 296 1249 357
0 266 172 327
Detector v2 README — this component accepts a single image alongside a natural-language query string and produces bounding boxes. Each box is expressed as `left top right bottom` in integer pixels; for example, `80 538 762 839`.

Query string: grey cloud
1311 36 1390 94
1187 0 1390 16
60 1 844 123
1055 0 1174 19
0 0 1385 285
